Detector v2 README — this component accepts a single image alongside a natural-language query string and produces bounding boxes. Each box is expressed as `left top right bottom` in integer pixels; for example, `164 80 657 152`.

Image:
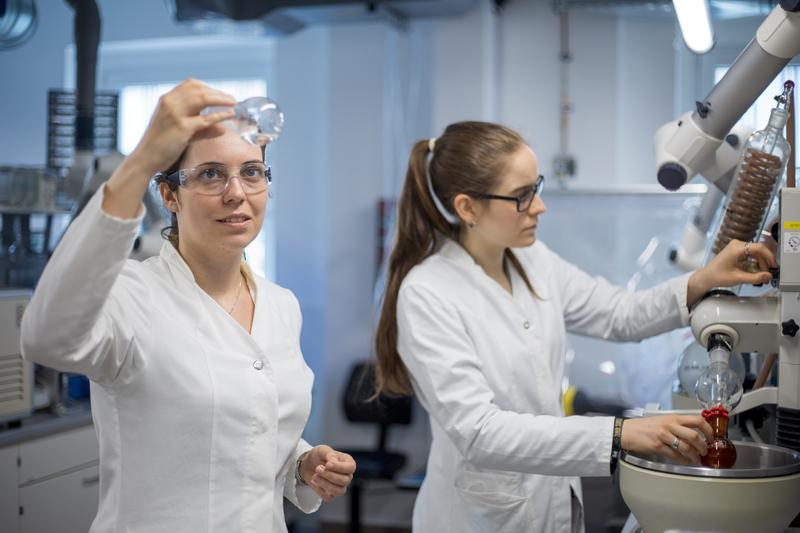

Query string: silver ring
744 241 751 259
671 436 681 450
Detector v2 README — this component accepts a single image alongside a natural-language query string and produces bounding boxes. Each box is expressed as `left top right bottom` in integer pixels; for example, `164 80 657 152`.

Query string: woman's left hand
687 239 777 307
300 445 356 502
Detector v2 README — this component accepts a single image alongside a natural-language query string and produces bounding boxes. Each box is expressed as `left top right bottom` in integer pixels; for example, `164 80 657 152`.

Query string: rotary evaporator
622 3 800 531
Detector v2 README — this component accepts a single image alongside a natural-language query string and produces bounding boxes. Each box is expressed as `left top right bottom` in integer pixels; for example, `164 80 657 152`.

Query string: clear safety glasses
153 162 272 196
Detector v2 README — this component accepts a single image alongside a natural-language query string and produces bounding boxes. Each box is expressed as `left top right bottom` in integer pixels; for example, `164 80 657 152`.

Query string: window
118 79 267 155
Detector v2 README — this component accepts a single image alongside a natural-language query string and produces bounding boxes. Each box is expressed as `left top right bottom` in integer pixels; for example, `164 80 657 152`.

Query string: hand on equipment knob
687 239 776 307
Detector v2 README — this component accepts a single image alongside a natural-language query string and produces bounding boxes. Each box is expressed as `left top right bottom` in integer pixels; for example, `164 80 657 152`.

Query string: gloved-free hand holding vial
203 96 284 146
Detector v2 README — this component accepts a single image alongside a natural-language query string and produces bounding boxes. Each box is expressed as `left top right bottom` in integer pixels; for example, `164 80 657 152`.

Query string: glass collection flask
694 334 743 413
676 340 745 396
203 96 284 146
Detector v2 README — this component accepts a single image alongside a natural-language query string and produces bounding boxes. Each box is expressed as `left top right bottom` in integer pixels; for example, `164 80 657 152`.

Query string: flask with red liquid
701 406 737 469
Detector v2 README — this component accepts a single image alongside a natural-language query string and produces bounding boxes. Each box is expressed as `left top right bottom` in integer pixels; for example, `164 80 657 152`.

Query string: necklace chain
227 274 244 314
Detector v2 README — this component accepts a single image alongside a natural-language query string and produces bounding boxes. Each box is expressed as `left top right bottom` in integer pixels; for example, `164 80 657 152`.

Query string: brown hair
158 150 186 248
374 121 535 396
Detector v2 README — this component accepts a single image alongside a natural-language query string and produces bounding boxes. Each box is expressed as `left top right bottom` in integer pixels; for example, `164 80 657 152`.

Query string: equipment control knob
725 133 740 148
782 319 800 337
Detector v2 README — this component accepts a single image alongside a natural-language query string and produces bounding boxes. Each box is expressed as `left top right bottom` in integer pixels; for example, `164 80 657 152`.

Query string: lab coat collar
437 238 548 299
159 240 267 345
438 238 470 263
159 240 197 282
158 240 261 306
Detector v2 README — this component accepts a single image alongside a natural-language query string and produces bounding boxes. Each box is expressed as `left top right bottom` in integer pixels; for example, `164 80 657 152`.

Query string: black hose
64 0 100 150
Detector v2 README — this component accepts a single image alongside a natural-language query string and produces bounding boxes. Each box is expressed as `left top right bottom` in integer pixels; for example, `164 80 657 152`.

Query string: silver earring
468 221 475 228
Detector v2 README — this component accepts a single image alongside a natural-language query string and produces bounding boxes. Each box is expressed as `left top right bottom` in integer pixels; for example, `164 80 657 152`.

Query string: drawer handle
81 475 100 487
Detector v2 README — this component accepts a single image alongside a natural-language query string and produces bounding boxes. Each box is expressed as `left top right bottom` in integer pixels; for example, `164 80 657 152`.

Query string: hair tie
428 137 437 152
425 147 459 225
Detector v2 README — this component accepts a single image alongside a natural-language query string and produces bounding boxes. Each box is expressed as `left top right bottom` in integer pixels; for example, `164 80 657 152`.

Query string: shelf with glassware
0 166 74 289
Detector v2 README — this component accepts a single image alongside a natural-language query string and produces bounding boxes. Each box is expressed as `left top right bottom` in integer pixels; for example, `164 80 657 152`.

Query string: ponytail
374 140 457 395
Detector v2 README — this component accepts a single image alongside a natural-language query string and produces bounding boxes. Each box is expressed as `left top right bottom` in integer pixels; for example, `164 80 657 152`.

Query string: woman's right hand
128 78 237 176
102 79 237 219
621 414 713 465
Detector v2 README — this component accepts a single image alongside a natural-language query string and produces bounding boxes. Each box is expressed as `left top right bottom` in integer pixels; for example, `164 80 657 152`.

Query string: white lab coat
21 187 321 532
397 239 691 533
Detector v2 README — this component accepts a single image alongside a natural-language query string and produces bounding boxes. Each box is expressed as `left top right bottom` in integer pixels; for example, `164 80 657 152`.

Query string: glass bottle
711 81 793 260
203 96 284 146
701 406 737 469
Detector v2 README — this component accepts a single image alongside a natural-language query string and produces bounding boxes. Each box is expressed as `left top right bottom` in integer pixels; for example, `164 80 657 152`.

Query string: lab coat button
253 360 264 370
523 321 530 329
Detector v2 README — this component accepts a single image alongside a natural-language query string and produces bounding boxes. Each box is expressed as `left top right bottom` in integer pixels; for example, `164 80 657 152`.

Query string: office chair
340 361 412 533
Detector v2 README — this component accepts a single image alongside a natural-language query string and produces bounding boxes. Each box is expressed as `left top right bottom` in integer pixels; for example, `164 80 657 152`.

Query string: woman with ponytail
374 121 775 533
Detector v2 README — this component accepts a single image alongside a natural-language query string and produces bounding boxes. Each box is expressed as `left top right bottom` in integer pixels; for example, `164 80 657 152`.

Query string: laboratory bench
0 401 93 447
0 402 99 533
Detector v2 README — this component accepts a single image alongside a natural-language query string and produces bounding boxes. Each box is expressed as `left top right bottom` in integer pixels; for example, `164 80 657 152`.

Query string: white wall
270 26 332 450
430 2 679 187
0 0 766 528
616 17 677 183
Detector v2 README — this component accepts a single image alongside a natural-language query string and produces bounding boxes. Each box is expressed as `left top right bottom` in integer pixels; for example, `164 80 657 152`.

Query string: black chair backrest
343 361 412 426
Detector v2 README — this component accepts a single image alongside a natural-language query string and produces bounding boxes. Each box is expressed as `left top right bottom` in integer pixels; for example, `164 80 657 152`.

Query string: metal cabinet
18 424 98 484
19 463 99 533
0 445 19 532
1 424 99 533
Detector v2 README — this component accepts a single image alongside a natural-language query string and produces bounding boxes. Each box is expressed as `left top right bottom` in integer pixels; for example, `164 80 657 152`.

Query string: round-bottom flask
701 406 737 469
203 96 284 146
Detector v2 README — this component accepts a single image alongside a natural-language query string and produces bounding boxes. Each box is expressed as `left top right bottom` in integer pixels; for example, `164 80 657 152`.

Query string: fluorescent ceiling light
673 0 715 54
599 361 616 376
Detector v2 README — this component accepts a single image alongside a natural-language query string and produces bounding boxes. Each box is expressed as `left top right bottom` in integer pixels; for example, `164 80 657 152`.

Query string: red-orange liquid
701 414 737 469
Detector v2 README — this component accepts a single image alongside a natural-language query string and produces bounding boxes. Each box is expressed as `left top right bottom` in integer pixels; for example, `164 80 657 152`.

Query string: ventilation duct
0 0 37 49
169 0 480 34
